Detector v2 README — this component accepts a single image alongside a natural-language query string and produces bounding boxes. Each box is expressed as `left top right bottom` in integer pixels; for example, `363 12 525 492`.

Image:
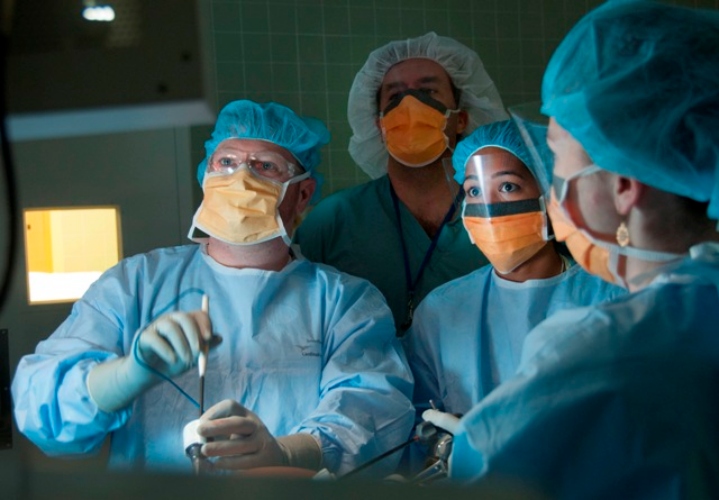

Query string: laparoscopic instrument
198 294 209 415
337 400 454 483
183 294 212 475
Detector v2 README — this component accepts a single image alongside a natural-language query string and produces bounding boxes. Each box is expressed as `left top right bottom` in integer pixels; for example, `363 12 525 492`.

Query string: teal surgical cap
541 0 719 219
453 119 549 195
197 100 331 191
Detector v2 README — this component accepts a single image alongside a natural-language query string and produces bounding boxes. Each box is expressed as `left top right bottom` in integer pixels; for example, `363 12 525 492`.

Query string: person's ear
613 175 645 216
295 178 316 213
455 110 468 135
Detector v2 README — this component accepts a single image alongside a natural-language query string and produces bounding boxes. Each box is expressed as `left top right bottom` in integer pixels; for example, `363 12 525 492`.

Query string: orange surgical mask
548 165 681 287
546 192 616 283
380 90 456 167
189 166 308 246
463 199 548 274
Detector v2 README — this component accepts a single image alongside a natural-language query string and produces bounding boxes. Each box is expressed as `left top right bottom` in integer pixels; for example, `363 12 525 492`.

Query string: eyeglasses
208 149 301 182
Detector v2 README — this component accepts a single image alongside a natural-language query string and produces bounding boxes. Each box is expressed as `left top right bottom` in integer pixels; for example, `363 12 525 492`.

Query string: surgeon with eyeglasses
12 100 414 477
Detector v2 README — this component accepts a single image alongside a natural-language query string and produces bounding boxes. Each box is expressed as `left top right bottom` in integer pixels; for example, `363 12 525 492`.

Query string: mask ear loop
275 170 313 246
538 196 555 242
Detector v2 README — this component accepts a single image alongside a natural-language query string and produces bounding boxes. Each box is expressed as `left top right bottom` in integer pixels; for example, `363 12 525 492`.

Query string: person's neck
494 243 565 283
387 156 459 238
206 237 292 271
622 210 719 291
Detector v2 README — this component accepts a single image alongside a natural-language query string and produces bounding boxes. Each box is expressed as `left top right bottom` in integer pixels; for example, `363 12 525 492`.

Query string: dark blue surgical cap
541 0 719 219
197 100 331 193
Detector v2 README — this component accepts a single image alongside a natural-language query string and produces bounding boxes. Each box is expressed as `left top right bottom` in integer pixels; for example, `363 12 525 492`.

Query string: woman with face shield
405 119 624 439
445 1 719 497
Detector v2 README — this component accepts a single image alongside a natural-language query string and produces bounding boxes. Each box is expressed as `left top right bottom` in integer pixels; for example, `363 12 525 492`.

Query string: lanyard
390 183 463 333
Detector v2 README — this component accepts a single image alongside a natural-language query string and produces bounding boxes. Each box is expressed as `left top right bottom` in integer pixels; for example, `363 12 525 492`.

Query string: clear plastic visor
462 150 543 219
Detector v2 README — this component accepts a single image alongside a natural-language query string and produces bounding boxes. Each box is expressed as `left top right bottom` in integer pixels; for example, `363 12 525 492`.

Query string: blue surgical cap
541 0 719 219
453 119 549 194
197 100 331 193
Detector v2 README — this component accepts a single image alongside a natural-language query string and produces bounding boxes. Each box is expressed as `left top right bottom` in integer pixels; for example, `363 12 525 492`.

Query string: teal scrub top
294 175 488 333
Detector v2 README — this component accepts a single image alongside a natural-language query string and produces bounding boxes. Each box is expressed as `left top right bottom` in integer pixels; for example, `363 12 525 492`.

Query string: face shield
460 147 550 274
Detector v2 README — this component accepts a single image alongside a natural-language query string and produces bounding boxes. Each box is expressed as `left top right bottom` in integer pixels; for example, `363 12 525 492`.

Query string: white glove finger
189 309 213 344
164 312 205 361
203 427 262 457
200 415 258 446
154 317 194 368
422 409 460 434
138 323 178 368
201 399 249 421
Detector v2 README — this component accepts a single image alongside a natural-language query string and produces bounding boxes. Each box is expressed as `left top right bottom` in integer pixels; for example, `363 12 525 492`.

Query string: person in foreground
11 100 414 476
407 120 624 421
295 32 507 334
427 1 719 497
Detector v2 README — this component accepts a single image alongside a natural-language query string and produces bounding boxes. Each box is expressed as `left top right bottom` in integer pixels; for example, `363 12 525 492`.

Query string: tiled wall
193 0 719 198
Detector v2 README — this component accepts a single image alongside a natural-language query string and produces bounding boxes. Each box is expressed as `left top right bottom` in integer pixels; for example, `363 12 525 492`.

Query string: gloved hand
134 310 215 378
87 309 217 413
197 399 321 471
422 409 461 435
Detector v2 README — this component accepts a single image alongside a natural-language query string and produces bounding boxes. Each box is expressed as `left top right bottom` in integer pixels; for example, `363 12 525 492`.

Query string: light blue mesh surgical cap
197 100 331 195
452 119 548 195
541 0 719 220
348 32 508 179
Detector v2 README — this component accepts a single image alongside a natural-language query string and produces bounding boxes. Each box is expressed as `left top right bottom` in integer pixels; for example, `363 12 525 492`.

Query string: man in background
295 32 507 334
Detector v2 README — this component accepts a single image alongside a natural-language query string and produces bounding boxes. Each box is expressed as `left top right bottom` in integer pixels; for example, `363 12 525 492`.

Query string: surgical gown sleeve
289 266 415 476
11 261 142 456
450 281 719 499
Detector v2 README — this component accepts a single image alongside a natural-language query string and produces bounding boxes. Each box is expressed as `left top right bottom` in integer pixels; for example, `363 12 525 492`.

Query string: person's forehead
215 138 295 163
381 58 453 90
547 118 593 168
467 147 529 175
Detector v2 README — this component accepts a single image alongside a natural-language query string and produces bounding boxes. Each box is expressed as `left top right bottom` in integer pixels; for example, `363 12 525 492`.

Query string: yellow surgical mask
463 199 548 274
189 166 308 246
380 90 456 167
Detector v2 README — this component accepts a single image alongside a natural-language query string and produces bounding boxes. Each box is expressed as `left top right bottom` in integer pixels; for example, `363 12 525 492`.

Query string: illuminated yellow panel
24 207 122 304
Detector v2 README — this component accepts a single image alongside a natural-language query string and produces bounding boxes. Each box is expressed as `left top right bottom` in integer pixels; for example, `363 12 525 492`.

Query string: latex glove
422 409 460 435
134 310 214 378
87 310 216 413
198 399 321 471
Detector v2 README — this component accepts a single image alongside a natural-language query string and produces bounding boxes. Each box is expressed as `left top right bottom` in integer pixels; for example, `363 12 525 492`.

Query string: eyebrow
491 170 527 179
383 75 443 93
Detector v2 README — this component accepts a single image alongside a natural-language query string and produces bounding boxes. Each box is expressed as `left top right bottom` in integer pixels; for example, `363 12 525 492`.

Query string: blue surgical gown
12 244 414 475
294 175 488 331
406 261 624 416
450 242 719 499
